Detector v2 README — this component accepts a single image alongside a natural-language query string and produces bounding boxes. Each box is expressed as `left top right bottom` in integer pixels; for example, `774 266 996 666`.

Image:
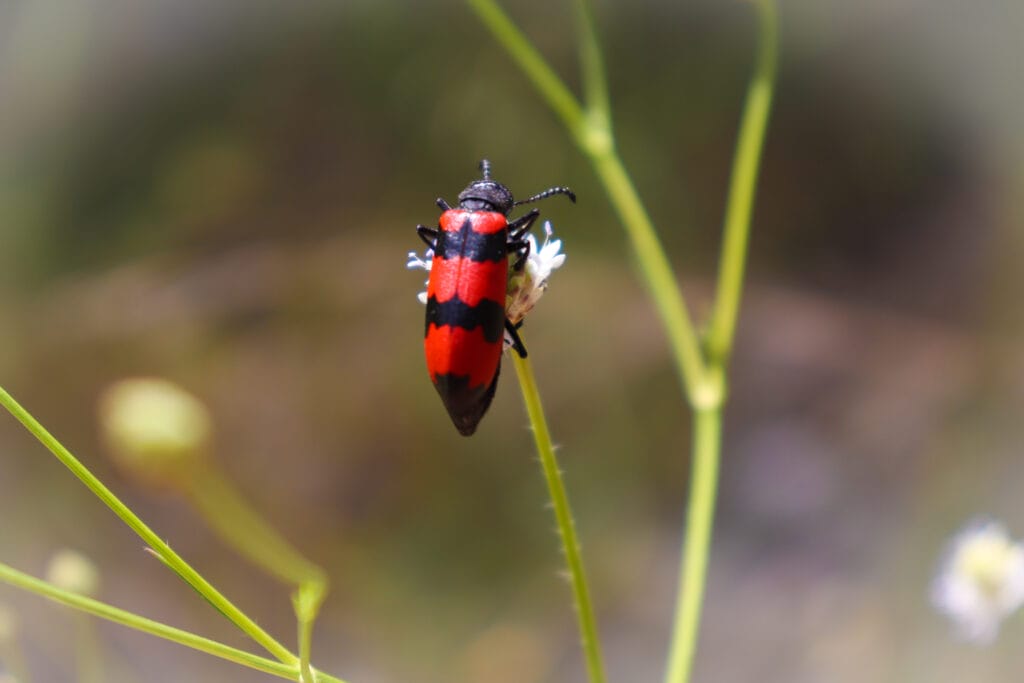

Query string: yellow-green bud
99 378 212 491
46 549 101 597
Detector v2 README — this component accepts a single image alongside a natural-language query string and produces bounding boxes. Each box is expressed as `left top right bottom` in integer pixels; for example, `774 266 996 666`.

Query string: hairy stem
512 351 607 683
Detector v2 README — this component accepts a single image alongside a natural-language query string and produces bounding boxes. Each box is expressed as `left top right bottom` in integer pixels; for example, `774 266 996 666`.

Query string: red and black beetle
416 160 575 436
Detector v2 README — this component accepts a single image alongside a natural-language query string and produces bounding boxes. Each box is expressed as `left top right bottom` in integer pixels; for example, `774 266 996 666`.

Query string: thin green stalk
587 148 710 406
187 465 327 678
298 609 315 683
705 0 779 365
471 5 776 683
0 561 345 683
0 385 296 666
511 351 606 683
188 466 327 589
572 0 611 138
293 582 327 683
73 612 102 683
665 3 777 683
466 0 586 141
467 0 708 405
663 405 721 683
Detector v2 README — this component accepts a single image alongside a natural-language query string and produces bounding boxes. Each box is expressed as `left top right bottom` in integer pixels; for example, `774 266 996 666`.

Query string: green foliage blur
2 1 1023 681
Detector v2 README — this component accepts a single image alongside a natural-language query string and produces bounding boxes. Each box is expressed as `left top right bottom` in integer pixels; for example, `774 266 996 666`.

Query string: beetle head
457 159 515 214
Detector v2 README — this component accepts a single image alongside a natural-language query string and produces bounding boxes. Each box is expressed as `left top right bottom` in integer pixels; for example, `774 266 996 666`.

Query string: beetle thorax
457 180 514 215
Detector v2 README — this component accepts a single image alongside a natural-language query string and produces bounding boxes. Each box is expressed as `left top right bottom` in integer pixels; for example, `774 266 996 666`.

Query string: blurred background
2 0 1024 681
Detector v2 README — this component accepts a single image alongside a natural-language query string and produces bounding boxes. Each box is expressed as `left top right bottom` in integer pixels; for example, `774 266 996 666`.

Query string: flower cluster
931 519 1024 643
407 221 566 350
405 247 434 306
505 222 566 328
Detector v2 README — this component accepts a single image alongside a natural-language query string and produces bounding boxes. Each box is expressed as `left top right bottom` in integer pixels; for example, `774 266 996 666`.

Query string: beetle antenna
479 159 491 180
513 186 576 206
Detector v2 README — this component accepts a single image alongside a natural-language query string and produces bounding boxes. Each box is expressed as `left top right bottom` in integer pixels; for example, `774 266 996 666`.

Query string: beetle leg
417 225 439 248
507 208 540 240
436 198 452 212
508 237 530 272
504 319 528 358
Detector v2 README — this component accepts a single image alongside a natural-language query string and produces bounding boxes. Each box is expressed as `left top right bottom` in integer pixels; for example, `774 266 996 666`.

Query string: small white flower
407 222 566 351
406 248 433 304
931 519 1024 643
504 221 566 349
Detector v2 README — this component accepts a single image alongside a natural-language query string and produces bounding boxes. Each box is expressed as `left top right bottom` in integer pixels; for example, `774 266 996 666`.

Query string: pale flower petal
931 519 1024 643
504 221 566 349
407 248 433 302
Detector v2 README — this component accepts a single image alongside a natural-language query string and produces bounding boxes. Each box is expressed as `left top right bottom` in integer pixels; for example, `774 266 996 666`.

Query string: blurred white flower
504 221 566 349
931 519 1024 643
46 549 101 597
406 248 434 305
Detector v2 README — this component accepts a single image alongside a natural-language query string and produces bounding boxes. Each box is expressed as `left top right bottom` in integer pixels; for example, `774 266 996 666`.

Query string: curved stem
466 0 709 405
0 561 346 683
587 148 710 406
663 406 721 683
0 385 296 666
665 3 778 683
572 0 611 136
465 0 586 141
511 350 607 683
188 465 327 679
188 466 326 589
73 612 103 683
705 0 779 365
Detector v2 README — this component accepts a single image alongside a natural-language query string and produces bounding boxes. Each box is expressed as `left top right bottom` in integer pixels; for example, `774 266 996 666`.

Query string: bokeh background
2 0 1024 681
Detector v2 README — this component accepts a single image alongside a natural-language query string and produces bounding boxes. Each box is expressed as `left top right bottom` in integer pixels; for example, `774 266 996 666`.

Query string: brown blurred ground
2 1 1024 681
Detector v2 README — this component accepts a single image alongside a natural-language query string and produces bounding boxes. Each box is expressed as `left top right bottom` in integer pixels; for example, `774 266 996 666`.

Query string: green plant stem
588 149 710 405
466 0 585 139
0 385 296 666
188 467 328 680
572 0 611 133
663 406 721 683
705 0 779 364
511 351 606 683
0 561 345 683
73 612 102 683
471 4 776 683
293 582 327 683
665 3 777 683
467 0 708 405
189 467 326 589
